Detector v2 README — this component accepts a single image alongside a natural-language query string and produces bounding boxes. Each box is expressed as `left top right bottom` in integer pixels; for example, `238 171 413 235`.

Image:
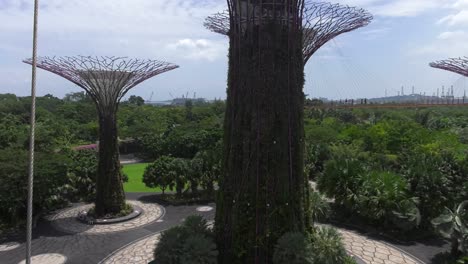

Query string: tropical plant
432 201 468 255
309 191 330 223
273 232 314 264
153 215 217 264
179 234 218 264
357 171 419 230
310 226 349 264
317 147 365 208
64 148 98 202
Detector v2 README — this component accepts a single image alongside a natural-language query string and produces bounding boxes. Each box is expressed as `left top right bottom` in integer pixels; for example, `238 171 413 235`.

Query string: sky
0 0 467 101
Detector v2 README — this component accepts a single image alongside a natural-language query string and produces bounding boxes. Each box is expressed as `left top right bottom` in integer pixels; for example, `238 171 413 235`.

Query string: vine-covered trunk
215 20 309 263
94 112 126 217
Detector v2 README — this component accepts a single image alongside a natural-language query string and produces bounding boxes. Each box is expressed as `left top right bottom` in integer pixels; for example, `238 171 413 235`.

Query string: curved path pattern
102 224 424 264
101 233 160 264
44 200 163 234
0 197 426 264
0 195 215 264
339 228 423 264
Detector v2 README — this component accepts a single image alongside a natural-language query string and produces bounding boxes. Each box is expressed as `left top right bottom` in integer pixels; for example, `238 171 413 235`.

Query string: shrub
311 226 349 264
309 191 330 223
0 148 71 226
180 234 218 264
153 215 217 264
401 150 468 227
357 171 419 230
317 145 366 209
432 201 468 256
273 232 314 264
304 143 330 180
64 148 97 202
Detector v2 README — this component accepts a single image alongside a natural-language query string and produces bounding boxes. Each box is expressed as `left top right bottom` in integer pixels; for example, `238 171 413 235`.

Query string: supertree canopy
430 57 468 77
24 56 178 217
204 1 373 64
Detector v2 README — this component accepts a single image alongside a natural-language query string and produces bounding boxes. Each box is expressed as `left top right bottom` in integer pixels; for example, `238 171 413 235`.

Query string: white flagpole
26 0 39 263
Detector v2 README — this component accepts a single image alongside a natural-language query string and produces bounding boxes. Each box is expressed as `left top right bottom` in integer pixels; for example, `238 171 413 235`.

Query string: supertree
24 56 178 217
205 1 373 64
430 57 468 77
204 1 371 263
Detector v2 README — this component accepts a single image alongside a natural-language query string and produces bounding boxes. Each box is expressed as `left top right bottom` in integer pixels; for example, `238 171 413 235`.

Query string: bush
0 148 71 226
401 150 468 227
317 149 365 208
180 234 218 264
153 215 217 264
357 171 420 230
432 201 468 256
63 148 97 202
310 226 349 264
273 232 314 264
309 191 330 223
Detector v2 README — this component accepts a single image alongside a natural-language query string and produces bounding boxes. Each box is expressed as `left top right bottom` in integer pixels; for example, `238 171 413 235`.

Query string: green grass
122 163 162 193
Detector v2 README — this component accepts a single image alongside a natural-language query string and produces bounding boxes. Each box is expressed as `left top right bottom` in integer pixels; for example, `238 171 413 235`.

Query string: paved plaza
0 195 443 264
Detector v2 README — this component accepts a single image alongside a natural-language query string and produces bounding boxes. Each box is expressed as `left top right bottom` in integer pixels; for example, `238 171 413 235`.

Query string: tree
169 158 189 197
127 95 145 106
143 156 175 195
24 56 178 216
192 145 221 195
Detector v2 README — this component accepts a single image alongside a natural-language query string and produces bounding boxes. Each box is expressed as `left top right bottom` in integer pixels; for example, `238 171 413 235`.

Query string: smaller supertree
430 57 468 77
24 56 178 217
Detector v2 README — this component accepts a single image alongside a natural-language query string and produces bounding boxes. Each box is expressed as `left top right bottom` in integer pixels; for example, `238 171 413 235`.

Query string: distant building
171 97 206 106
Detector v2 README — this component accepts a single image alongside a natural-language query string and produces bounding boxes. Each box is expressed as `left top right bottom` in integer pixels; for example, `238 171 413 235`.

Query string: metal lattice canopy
23 56 179 112
430 57 468 77
204 1 372 64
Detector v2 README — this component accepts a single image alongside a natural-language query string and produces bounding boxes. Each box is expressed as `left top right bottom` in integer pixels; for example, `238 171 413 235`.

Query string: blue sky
0 0 467 100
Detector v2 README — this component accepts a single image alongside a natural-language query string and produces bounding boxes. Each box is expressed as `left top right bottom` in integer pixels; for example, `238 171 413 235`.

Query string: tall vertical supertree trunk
216 18 308 263
205 3 373 262
95 110 126 216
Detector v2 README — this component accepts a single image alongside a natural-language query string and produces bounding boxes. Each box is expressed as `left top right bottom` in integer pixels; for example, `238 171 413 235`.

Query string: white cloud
438 10 468 26
371 0 448 17
0 0 227 60
166 38 227 61
413 30 468 57
334 0 452 17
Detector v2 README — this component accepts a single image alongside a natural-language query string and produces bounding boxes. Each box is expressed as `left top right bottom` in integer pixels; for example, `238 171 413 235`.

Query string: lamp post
26 0 39 263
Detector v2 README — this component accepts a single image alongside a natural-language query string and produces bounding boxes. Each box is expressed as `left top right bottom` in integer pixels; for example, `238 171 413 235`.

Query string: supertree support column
205 2 371 263
430 57 468 77
208 1 306 263
24 56 178 217
205 1 373 64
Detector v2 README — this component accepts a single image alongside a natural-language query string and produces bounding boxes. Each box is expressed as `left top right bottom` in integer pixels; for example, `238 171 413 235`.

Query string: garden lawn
123 163 162 193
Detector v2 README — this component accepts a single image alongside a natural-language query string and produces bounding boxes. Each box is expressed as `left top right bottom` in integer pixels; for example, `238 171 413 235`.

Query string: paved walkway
339 228 423 264
102 221 424 264
0 194 214 264
0 195 430 264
